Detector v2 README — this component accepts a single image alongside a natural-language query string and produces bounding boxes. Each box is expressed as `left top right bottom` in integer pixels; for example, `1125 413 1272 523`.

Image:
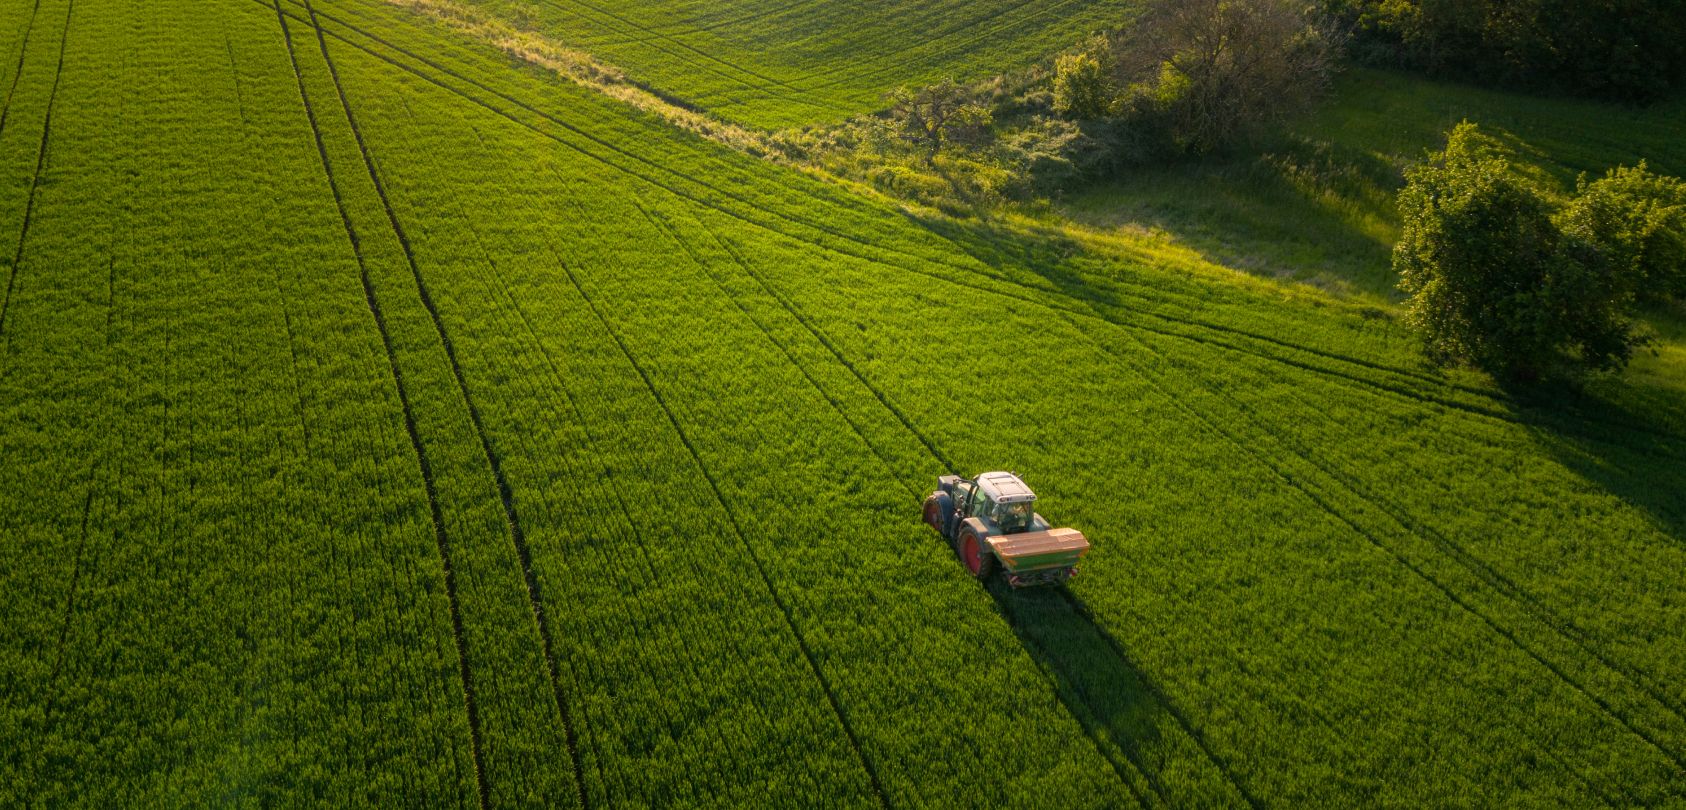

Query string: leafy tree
1394 123 1648 379
1116 0 1336 153
1558 163 1686 302
1052 38 1117 119
886 80 994 163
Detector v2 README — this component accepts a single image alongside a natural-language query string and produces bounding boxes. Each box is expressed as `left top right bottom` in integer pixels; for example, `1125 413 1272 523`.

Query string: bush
1558 163 1686 302
1394 123 1648 379
1051 38 1117 119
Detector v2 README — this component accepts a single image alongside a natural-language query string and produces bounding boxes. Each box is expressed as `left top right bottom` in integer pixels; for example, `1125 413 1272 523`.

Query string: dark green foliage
1559 163 1686 302
1395 123 1649 378
1114 0 1338 153
1323 0 1686 101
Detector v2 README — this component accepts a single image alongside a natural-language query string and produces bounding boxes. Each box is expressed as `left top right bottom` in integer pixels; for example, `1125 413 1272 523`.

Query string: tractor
922 471 1090 587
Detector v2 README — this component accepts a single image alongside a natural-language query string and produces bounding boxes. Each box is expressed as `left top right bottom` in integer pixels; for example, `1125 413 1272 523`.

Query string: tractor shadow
980 579 1208 805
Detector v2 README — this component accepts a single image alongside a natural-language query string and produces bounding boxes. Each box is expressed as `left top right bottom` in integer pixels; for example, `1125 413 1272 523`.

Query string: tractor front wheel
957 529 996 579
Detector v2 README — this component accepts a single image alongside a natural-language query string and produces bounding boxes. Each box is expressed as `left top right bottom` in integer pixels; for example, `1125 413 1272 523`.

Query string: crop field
1 0 1683 806
441 0 1142 127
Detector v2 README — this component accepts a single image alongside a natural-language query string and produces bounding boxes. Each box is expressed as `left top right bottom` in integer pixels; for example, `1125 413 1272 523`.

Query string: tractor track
540 224 892 809
532 0 819 101
582 0 820 49
259 0 1686 463
1261 369 1686 725
0 0 43 137
45 462 98 684
300 2 590 804
270 3 490 807
1087 317 1686 780
796 0 1077 92
631 199 923 502
0 0 71 347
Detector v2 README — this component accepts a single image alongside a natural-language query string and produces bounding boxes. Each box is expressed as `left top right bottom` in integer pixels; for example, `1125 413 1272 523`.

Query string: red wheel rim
962 534 982 575
923 500 939 529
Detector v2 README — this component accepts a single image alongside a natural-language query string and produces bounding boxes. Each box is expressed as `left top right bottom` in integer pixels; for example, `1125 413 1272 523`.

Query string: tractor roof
976 471 1036 504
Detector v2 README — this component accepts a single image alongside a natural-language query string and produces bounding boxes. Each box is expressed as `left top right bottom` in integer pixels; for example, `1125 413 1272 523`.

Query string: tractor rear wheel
957 529 996 579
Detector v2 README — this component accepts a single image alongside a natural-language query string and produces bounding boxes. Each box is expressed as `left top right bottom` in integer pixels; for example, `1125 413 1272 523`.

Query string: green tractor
922 471 1090 587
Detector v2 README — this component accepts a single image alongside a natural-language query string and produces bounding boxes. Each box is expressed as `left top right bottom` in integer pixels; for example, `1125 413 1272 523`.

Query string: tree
1557 163 1686 302
1394 123 1648 379
1116 0 1336 153
886 80 994 163
1052 38 1117 119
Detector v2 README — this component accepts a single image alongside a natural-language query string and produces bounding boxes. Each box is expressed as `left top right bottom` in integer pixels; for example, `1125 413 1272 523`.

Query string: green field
2 0 1683 806
448 0 1141 127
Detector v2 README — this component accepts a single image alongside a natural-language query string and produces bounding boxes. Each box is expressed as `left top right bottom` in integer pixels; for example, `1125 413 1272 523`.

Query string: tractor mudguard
959 517 997 556
922 491 956 539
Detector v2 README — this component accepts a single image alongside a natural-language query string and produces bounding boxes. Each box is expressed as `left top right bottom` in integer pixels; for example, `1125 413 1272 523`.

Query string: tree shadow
1053 137 1407 300
1509 378 1686 546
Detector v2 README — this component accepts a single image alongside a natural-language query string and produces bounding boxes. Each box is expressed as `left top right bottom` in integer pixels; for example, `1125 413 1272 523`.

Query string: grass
0 0 1683 806
1061 68 1686 302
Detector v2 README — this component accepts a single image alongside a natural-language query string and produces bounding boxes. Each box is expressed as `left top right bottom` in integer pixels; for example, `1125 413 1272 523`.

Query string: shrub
1394 123 1648 379
1558 163 1686 302
1051 38 1117 119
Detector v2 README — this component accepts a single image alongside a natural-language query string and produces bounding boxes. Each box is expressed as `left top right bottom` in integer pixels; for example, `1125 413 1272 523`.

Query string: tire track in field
420 108 780 800
0 0 43 136
298 3 589 805
1266 374 1686 725
1076 321 1644 798
1081 316 1686 780
629 198 924 502
537 217 892 809
532 0 823 103
0 0 71 345
253 0 1686 466
270 3 491 807
674 208 1252 809
796 0 1072 91
586 0 821 47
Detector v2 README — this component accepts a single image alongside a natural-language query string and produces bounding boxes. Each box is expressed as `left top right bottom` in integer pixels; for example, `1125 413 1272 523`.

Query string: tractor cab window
994 500 1035 533
954 481 976 516
968 487 990 518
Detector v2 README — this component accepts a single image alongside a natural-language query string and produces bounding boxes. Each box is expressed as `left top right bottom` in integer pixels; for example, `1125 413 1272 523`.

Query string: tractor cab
952 471 1045 535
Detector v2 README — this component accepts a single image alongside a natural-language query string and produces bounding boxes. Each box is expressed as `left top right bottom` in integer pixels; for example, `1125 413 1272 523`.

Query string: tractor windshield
993 499 1035 533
